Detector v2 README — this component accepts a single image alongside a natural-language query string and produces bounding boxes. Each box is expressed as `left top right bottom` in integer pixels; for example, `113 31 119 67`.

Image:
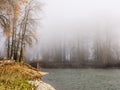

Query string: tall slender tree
0 0 41 62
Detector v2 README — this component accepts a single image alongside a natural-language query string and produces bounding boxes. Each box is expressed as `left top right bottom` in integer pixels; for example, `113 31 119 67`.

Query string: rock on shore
29 80 56 90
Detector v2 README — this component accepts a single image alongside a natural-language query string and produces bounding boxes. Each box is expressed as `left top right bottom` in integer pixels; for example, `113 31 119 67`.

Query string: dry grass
0 60 42 90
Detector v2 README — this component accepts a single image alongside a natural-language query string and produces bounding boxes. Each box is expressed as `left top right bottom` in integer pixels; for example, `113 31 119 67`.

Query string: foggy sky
25 0 120 60
1 0 120 60
39 0 120 47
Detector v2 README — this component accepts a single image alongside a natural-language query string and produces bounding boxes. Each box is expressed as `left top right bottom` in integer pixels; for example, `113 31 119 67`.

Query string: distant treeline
29 30 120 68
30 60 120 69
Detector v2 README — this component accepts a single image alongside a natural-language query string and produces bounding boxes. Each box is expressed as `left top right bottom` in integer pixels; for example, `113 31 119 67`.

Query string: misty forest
0 0 120 69
1 0 120 90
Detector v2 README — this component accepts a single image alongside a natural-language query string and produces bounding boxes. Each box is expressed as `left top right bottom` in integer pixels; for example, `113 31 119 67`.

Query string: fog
39 0 120 45
35 0 120 58
17 0 120 61
1 0 120 64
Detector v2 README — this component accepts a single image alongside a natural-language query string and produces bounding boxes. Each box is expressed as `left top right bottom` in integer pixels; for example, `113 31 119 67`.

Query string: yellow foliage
20 0 28 3
0 0 29 22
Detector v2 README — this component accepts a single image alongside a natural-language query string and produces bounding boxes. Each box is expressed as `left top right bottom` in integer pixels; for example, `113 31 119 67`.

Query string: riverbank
0 60 55 90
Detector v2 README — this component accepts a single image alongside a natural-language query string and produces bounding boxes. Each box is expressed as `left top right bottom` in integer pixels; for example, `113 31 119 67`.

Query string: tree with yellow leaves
0 0 41 62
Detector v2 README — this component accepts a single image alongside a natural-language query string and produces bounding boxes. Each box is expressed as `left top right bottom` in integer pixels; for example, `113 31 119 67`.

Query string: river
42 69 120 90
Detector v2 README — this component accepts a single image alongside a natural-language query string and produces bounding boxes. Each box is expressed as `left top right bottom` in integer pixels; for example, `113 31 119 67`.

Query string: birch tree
0 0 41 62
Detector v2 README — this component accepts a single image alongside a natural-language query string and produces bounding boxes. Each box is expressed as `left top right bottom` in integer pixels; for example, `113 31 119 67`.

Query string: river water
42 69 120 90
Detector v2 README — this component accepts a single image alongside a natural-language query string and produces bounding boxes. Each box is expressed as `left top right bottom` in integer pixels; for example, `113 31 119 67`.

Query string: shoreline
29 80 56 90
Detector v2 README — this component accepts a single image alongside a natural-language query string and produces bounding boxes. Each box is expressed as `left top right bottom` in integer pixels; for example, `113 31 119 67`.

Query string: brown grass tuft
0 61 42 80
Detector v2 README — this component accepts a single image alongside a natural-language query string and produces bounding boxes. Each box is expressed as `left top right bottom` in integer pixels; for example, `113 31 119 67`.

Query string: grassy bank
0 60 42 90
